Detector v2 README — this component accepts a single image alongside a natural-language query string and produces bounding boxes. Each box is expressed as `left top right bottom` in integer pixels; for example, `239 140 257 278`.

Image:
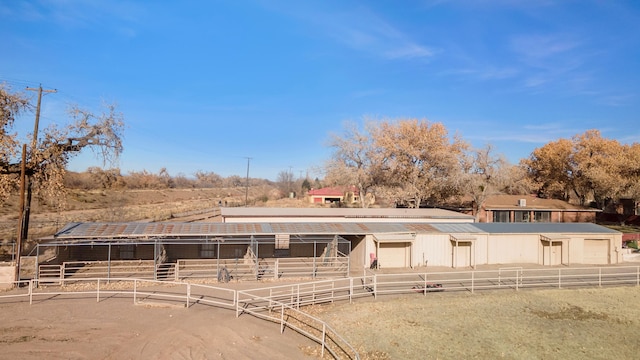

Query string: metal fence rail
236 291 360 359
4 265 640 360
0 277 237 309
38 256 350 283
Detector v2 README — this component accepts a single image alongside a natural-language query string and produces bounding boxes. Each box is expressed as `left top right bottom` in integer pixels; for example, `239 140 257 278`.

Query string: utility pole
244 157 252 207
14 145 27 283
15 85 56 280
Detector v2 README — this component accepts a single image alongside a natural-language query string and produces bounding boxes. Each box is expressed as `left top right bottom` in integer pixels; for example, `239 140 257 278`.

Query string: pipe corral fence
26 234 352 283
3 265 640 359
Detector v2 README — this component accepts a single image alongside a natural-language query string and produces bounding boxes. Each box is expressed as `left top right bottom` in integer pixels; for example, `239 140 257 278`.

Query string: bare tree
276 169 294 197
325 121 381 208
0 84 31 199
1 84 124 239
461 144 508 221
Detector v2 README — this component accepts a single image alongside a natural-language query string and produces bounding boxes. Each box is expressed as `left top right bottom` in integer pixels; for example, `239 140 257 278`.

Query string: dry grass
0 186 312 250
307 287 640 360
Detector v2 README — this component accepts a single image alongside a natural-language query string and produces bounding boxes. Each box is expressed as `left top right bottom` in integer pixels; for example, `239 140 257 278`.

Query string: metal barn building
30 220 622 283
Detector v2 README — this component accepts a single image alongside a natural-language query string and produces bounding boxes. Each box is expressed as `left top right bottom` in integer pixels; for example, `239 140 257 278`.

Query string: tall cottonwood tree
373 119 468 207
620 143 640 208
522 138 574 201
524 130 627 209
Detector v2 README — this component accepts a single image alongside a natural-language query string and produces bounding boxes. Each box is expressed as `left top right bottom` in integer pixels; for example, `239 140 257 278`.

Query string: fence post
297 283 301 309
331 279 335 303
471 271 475 294
599 268 602 287
558 268 562 289
274 259 279 280
373 274 377 299
349 278 353 304
321 323 326 358
236 292 240 318
29 280 33 305
423 273 428 297
186 283 191 308
516 270 519 291
280 305 285 333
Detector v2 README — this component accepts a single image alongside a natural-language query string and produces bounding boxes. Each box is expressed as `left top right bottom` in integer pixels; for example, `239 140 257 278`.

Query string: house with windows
467 194 600 223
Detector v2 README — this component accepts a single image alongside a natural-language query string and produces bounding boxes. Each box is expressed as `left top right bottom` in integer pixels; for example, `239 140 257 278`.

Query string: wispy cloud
597 93 636 107
330 8 436 60
511 34 582 65
350 88 386 99
5 0 142 33
278 4 436 61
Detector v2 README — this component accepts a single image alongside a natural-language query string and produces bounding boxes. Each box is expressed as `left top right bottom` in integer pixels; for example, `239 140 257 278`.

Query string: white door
454 244 471 268
583 239 609 264
543 243 562 265
379 243 408 268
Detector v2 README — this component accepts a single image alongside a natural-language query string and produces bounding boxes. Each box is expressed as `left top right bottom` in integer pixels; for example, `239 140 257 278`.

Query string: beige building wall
412 234 450 267
487 234 540 264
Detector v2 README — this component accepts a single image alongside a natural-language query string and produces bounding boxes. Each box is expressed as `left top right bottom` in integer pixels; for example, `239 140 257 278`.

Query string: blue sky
2 1 639 181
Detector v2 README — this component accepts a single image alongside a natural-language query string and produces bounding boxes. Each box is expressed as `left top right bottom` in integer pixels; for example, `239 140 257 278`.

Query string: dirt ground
2 285 640 360
0 295 318 360
309 286 640 360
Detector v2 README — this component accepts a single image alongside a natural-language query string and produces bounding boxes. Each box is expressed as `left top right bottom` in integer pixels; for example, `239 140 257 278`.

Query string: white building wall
412 234 450 267
488 234 540 264
567 234 621 265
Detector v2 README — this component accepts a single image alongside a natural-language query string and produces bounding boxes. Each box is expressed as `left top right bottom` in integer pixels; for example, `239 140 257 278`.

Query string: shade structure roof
51 221 619 243
53 222 438 240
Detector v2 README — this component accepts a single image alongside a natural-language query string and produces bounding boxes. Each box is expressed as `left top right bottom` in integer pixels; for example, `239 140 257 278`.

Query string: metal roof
52 221 619 242
373 233 416 243
220 207 475 219
473 222 619 234
430 223 486 233
53 222 438 240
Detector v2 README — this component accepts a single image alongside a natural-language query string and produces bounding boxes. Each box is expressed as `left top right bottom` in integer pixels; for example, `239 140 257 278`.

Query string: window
200 243 216 258
120 245 135 259
514 211 530 223
534 211 551 222
493 211 510 223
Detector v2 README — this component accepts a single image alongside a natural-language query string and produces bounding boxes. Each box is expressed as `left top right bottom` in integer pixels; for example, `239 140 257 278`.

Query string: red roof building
307 186 359 204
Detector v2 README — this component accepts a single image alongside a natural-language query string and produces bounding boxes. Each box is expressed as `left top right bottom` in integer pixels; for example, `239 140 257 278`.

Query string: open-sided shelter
29 219 623 283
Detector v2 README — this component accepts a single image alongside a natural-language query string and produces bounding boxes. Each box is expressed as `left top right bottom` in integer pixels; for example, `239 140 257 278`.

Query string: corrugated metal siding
488 234 540 264
412 234 450 267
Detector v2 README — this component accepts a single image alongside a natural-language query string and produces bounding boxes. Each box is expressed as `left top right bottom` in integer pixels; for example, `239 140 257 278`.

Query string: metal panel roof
473 222 619 234
373 233 416 243
53 222 439 240
52 221 619 242
430 223 485 233
220 207 474 220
